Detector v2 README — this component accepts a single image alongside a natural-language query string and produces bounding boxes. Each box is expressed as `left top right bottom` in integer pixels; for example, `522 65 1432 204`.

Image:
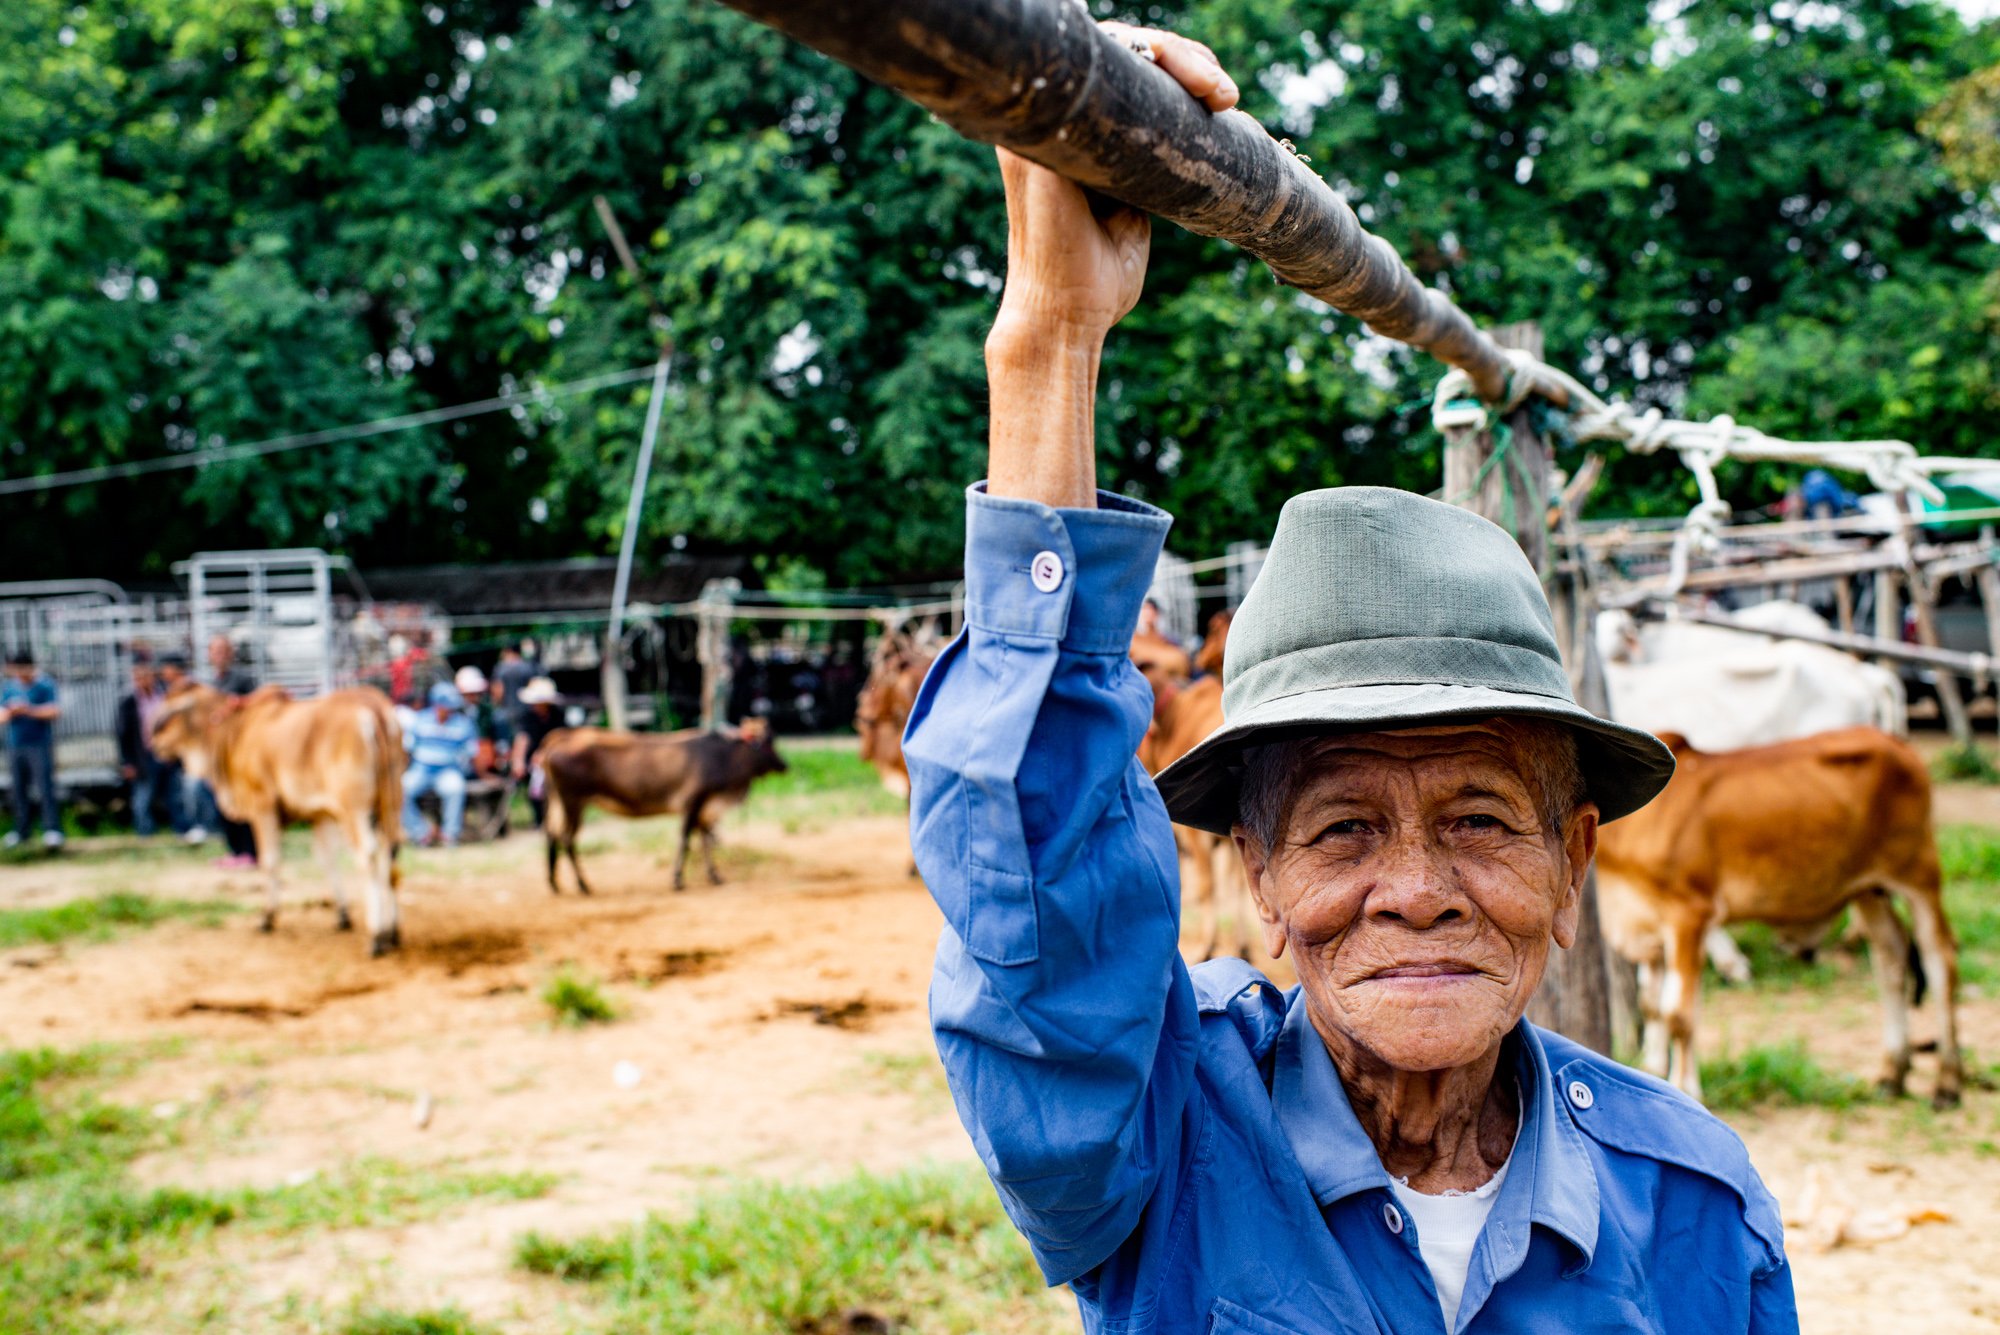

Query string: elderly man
903 28 1793 1335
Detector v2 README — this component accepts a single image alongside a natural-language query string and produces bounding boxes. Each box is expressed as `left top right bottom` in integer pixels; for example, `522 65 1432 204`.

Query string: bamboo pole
712 0 1516 401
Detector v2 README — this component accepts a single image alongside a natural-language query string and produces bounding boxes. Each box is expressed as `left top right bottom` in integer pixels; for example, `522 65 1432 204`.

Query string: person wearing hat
402 681 477 846
453 665 514 777
902 27 1793 1335
509 677 563 829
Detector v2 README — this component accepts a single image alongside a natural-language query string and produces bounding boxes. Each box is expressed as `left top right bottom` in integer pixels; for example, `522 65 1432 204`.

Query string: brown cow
1129 629 1192 720
1136 609 1251 962
856 631 936 802
1596 727 1962 1107
539 720 787 894
150 684 406 956
1138 675 1255 962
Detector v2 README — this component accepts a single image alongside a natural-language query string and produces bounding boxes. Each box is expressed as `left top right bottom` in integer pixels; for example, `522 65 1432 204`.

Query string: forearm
984 315 1103 509
908 487 1194 1280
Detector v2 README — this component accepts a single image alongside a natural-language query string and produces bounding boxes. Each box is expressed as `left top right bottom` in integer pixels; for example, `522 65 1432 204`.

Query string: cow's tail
367 697 404 887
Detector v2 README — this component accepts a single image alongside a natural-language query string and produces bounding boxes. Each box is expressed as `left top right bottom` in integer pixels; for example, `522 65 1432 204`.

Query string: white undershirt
1388 1146 1514 1334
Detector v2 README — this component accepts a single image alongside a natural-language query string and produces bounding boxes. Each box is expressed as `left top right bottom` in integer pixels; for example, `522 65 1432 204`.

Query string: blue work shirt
405 706 476 773
904 485 1797 1335
2 673 58 749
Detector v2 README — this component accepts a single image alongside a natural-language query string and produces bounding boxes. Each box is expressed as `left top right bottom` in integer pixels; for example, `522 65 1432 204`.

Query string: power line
0 363 662 497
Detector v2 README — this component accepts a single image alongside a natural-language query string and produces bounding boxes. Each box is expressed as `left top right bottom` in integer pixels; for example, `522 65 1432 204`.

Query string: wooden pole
1444 323 1615 1055
711 0 1517 401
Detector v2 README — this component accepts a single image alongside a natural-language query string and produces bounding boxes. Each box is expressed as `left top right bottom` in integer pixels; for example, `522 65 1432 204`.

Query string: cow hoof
335 909 353 932
1932 1087 1963 1112
258 913 276 934
708 873 724 887
671 880 685 893
369 929 400 958
1874 1076 1908 1101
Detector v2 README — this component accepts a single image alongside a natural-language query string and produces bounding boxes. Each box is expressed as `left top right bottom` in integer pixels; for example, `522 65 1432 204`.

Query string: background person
403 681 476 846
116 650 185 838
197 635 258 867
493 640 537 723
155 653 206 844
2 649 63 851
510 676 563 828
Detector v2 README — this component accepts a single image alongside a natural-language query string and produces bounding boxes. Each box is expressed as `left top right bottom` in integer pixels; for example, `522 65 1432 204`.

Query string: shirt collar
1269 992 1599 1271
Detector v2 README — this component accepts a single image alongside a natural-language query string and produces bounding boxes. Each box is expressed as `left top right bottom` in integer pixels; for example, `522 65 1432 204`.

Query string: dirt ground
3 770 1999 1332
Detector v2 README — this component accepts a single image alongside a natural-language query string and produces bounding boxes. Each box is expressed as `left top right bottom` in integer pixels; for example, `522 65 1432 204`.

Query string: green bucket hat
1153 487 1675 836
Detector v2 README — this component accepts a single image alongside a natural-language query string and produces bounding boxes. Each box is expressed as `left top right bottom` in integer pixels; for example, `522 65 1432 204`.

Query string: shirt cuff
963 484 1173 654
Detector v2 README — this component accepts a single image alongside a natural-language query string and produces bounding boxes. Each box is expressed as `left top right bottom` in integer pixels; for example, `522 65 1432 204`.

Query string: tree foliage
1 0 1995 583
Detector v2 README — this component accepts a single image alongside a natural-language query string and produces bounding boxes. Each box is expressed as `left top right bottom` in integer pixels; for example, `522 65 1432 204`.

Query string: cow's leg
1180 829 1218 962
313 821 351 931
1637 958 1669 1078
672 811 696 892
251 811 284 933
345 810 399 956
1703 924 1753 986
1901 881 1964 1109
545 833 563 894
1222 840 1254 962
1662 917 1707 1102
701 820 723 886
1851 892 1912 1098
564 808 592 897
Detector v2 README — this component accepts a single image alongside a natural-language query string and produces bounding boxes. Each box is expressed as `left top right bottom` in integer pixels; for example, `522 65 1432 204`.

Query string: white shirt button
1567 1079 1595 1110
1029 550 1065 593
1382 1201 1404 1235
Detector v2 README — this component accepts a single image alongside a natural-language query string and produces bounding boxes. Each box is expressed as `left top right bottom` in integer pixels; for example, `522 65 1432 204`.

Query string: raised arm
905 28 1240 1285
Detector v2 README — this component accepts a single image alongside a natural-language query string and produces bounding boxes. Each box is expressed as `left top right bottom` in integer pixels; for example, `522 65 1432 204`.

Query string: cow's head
736 717 787 779
149 684 226 777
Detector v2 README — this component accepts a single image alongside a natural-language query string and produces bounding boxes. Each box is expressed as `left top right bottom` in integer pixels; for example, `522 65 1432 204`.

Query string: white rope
1429 356 1984 595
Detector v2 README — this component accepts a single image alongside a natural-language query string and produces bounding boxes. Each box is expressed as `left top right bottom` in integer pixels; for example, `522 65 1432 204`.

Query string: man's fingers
1105 24 1239 113
1152 32 1239 112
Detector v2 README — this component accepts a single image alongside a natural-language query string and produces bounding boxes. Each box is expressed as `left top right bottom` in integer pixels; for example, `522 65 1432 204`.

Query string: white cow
1596 601 1909 981
1598 602 1906 748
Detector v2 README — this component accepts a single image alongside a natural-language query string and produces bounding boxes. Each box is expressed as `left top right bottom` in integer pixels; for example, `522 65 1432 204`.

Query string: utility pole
593 195 673 731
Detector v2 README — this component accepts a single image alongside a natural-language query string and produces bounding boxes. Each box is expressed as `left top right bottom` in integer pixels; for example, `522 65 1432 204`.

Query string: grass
1939 824 2000 989
543 968 618 1026
340 1308 494 1335
514 1164 1060 1335
0 1045 555 1335
0 892 232 950
1717 920 1849 990
1700 1040 1872 1112
751 741 907 833
1933 741 2000 785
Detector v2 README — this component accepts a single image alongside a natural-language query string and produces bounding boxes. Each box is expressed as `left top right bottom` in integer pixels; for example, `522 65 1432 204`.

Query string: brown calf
856 633 935 802
540 720 788 894
150 684 405 956
1596 727 1961 1107
1138 675 1255 962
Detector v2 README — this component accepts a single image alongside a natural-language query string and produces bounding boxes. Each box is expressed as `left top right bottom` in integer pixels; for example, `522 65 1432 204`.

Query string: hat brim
1152 681 1675 836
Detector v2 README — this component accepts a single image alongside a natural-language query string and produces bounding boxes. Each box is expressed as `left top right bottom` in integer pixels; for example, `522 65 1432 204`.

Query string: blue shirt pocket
961 860 1039 967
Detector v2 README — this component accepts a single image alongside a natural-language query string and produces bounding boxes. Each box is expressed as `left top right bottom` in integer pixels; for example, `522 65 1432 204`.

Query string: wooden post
1875 569 1900 674
1896 504 1974 746
695 578 740 731
1976 529 2000 670
1444 322 1614 1056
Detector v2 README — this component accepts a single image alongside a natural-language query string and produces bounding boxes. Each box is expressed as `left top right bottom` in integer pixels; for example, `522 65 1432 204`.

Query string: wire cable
0 362 662 497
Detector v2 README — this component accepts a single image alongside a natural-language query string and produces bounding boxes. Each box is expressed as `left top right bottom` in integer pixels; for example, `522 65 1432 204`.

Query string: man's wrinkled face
1235 724 1598 1074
